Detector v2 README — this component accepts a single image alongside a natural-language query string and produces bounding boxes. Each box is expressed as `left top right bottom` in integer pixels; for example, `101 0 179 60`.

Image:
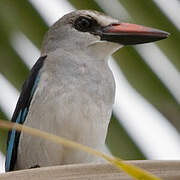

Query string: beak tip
149 28 170 40
166 32 170 37
161 31 170 39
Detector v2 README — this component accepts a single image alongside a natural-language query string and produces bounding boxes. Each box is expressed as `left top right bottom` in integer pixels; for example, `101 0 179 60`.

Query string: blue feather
30 71 40 98
6 72 40 171
5 74 40 171
6 111 22 171
5 56 46 171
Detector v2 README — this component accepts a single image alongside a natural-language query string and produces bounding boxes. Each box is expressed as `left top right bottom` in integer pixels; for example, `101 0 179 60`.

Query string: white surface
29 0 74 26
135 44 180 103
0 74 19 119
153 0 180 31
0 152 5 173
95 0 130 20
10 32 40 69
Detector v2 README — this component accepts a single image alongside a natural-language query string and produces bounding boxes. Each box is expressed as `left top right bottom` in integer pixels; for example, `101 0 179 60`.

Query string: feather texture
5 56 46 171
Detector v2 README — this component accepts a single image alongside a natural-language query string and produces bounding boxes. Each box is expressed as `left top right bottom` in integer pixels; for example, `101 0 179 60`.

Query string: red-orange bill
100 22 169 45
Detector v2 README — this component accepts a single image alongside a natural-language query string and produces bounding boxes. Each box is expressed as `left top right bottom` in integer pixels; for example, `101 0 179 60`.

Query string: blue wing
5 56 47 171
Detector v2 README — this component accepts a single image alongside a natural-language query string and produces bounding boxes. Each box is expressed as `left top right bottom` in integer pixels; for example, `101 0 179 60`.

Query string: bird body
15 48 115 169
5 10 168 171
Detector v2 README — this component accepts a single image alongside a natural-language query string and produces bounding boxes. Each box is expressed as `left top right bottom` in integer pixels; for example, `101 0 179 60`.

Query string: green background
0 0 179 160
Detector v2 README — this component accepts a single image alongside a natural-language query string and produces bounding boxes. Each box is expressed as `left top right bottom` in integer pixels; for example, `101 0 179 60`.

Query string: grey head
41 10 169 58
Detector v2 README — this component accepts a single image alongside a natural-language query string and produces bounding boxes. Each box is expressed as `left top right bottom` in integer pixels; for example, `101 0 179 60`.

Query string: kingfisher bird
5 10 168 171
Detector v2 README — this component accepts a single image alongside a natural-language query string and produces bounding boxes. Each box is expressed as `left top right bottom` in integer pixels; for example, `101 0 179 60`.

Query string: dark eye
74 17 93 32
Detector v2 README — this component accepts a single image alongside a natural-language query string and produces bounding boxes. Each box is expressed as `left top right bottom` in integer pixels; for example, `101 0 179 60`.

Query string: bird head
41 10 169 59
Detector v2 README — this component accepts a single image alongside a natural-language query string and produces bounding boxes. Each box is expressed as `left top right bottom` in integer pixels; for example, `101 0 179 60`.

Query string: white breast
15 49 115 169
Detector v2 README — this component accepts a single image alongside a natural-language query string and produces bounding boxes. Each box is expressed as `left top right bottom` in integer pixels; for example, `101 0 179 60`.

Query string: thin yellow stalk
0 119 161 180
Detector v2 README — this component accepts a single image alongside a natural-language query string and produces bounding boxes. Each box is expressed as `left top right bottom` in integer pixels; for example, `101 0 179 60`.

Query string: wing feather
5 56 47 171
